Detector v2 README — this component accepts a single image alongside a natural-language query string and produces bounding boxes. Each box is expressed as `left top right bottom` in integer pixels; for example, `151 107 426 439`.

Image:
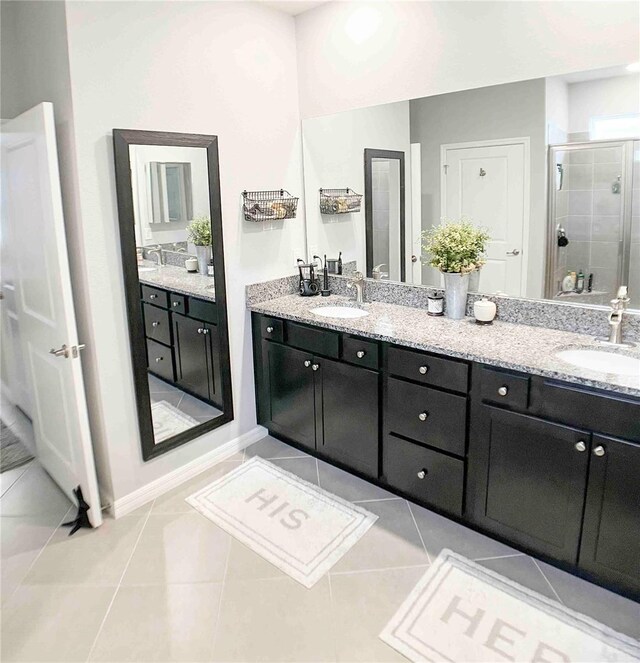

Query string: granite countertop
138 262 216 302
248 294 640 398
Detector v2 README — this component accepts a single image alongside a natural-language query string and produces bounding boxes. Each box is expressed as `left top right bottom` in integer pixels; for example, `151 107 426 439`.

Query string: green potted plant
421 219 490 319
187 215 212 275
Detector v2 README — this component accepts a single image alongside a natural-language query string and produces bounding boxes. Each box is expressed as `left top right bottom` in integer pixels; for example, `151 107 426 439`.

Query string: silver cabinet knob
202 328 209 335
594 445 606 457
149 294 157 299
312 364 320 371
417 469 427 479
155 357 163 363
152 321 160 327
575 441 586 452
419 365 428 375
266 326 274 333
172 301 180 307
498 386 508 396
197 328 204 334
418 412 429 421
304 360 311 367
356 350 366 358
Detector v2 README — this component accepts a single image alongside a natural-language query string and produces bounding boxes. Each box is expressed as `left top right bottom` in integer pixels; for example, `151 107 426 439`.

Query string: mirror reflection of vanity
113 130 233 460
302 65 640 311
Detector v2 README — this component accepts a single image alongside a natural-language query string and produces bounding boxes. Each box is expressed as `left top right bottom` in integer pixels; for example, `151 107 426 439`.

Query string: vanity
250 295 640 600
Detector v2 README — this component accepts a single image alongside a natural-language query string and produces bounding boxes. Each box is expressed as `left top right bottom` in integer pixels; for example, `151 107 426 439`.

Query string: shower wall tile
555 190 568 217
593 146 623 163
592 215 623 242
590 267 618 296
564 215 591 241
589 241 621 269
566 240 590 269
568 190 593 215
566 164 593 190
593 190 621 216
593 163 622 190
568 149 594 165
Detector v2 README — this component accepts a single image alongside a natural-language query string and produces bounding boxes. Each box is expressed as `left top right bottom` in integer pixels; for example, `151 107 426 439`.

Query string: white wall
295 1 640 119
302 101 411 272
568 74 640 135
545 77 569 144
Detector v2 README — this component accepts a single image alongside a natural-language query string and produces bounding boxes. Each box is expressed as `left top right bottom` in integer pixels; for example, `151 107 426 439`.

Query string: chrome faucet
147 247 164 267
607 286 630 345
347 271 365 304
372 264 388 280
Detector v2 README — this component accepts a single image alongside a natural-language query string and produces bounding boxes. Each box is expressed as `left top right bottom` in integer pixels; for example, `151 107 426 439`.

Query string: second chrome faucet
347 271 365 304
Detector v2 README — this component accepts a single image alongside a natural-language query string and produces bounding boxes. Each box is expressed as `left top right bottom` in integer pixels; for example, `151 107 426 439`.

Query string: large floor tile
409 502 522 563
151 460 242 514
0 462 71 518
329 566 428 662
317 459 395 503
331 499 428 574
212 575 335 662
537 560 640 640
269 456 319 484
89 583 223 662
0 463 32 498
1 584 114 662
175 392 222 419
225 537 289 582
24 514 145 586
122 512 230 585
245 435 308 460
477 554 559 601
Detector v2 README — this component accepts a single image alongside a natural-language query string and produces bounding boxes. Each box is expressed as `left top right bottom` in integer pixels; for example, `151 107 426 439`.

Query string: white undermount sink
556 349 640 377
310 306 369 319
138 266 157 272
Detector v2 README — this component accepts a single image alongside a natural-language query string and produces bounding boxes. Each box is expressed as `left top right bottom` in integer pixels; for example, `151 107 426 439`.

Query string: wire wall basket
319 188 362 215
242 189 298 222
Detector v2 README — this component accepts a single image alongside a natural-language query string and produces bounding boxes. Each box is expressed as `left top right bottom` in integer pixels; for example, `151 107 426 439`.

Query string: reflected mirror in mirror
302 64 640 310
114 130 233 460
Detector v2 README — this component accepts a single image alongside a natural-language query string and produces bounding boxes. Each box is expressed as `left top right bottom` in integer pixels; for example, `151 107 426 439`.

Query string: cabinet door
173 313 209 400
204 322 222 408
317 356 379 478
467 407 589 564
262 342 316 452
579 435 640 593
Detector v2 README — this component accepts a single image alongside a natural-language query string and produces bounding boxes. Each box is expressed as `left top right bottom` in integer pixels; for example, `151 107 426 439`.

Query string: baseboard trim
110 425 267 519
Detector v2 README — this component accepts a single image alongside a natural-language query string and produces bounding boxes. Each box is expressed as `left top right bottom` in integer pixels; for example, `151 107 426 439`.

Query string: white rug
151 401 198 444
186 457 377 587
380 549 640 662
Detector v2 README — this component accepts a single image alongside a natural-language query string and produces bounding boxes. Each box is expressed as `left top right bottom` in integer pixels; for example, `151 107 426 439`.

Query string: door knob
266 326 274 333
411 255 418 263
575 441 586 452
418 412 429 421
311 364 320 371
152 321 160 327
49 344 69 358
304 360 311 367
498 386 508 396
593 445 606 457
356 350 366 358
506 249 521 256
419 365 428 375
417 469 427 479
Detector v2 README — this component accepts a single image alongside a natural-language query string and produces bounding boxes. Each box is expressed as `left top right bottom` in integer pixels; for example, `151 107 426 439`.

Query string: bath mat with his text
380 549 640 662
151 401 198 444
186 457 377 587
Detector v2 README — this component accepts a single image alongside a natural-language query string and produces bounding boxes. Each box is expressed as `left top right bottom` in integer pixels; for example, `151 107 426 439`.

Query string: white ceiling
260 0 328 16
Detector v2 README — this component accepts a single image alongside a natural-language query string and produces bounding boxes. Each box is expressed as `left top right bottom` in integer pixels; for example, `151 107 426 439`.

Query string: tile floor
1 435 639 662
148 374 223 424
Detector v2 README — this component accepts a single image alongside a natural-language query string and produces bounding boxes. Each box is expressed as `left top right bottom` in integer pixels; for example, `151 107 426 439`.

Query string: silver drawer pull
312 363 320 371
593 445 606 457
417 469 427 480
155 357 163 363
172 301 180 307
498 386 508 396
152 321 160 327
418 411 429 422
149 294 158 299
304 360 311 367
266 326 274 333
197 328 204 334
356 350 366 358
575 441 586 452
419 365 428 375
202 328 209 335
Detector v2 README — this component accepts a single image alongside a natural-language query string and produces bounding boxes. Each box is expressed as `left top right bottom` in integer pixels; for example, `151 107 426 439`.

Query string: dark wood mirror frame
113 129 234 461
364 148 406 282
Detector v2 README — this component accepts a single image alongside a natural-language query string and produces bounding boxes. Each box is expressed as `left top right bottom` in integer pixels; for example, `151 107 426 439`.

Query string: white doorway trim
440 136 531 297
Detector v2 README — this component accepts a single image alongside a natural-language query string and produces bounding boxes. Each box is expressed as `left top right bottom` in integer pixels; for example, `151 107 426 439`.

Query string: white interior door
441 139 529 296
1 103 102 527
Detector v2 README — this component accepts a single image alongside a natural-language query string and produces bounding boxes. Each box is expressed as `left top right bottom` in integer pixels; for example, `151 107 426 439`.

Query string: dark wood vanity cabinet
251 312 640 599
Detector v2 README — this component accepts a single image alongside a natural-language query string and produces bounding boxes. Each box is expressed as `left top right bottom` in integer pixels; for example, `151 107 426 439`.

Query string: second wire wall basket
319 188 362 215
242 189 299 222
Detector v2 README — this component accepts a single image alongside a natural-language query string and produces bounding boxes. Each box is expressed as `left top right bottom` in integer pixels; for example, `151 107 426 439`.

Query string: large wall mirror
113 130 233 461
302 65 640 310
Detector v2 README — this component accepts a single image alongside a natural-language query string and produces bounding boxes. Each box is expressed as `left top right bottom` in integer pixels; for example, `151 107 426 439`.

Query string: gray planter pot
442 272 470 320
195 245 211 275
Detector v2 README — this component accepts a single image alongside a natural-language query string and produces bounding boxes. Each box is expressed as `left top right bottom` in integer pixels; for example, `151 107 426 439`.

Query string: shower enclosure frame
545 138 635 302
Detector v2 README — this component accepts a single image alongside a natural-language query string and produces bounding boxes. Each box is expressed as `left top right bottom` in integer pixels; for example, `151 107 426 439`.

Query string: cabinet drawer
141 284 168 308
169 293 186 315
188 297 217 323
143 303 171 346
286 321 339 358
341 335 379 370
479 365 530 410
387 346 468 394
147 338 175 382
386 378 466 456
383 434 464 516
261 317 284 343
